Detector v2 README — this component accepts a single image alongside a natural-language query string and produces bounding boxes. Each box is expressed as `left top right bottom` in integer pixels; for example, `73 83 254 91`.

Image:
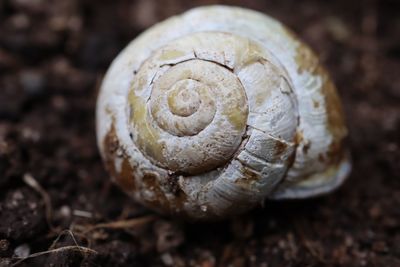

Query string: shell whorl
97 6 351 220
128 32 296 177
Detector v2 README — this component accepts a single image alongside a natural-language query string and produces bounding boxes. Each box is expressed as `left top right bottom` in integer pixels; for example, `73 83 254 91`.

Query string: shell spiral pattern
97 6 351 220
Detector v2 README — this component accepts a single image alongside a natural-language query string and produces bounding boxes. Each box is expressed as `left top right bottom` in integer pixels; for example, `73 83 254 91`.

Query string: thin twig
48 229 81 250
81 215 156 235
11 245 98 267
11 229 97 266
11 246 98 267
23 173 54 230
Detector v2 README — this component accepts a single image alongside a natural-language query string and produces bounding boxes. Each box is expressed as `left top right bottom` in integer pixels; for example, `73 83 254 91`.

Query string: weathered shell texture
97 6 351 220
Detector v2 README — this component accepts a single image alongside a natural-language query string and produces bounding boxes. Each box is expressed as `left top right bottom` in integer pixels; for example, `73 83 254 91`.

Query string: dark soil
0 0 399 266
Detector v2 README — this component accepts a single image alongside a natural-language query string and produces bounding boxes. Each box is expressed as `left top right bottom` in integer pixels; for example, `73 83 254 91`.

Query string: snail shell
96 6 351 220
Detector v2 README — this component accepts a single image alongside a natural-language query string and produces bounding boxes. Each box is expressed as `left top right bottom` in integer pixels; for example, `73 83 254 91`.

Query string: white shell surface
96 5 351 220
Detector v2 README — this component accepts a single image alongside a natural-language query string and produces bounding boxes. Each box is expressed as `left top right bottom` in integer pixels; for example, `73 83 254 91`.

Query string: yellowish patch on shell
128 90 165 164
224 107 248 131
294 43 347 165
159 50 186 61
294 44 319 75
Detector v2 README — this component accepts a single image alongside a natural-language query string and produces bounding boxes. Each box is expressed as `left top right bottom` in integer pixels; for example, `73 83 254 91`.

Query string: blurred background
0 0 399 266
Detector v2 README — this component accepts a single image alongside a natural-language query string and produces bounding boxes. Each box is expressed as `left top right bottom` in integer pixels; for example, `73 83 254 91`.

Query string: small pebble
14 243 30 258
161 252 174 266
0 239 10 252
19 70 45 95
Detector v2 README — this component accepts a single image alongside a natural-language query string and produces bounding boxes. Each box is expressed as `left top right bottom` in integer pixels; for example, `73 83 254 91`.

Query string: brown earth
0 0 399 266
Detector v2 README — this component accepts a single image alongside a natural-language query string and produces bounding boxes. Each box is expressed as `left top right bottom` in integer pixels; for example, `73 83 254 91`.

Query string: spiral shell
96 6 351 220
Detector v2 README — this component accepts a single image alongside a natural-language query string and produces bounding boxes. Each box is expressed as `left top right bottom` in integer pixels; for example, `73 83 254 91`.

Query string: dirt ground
0 0 399 266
